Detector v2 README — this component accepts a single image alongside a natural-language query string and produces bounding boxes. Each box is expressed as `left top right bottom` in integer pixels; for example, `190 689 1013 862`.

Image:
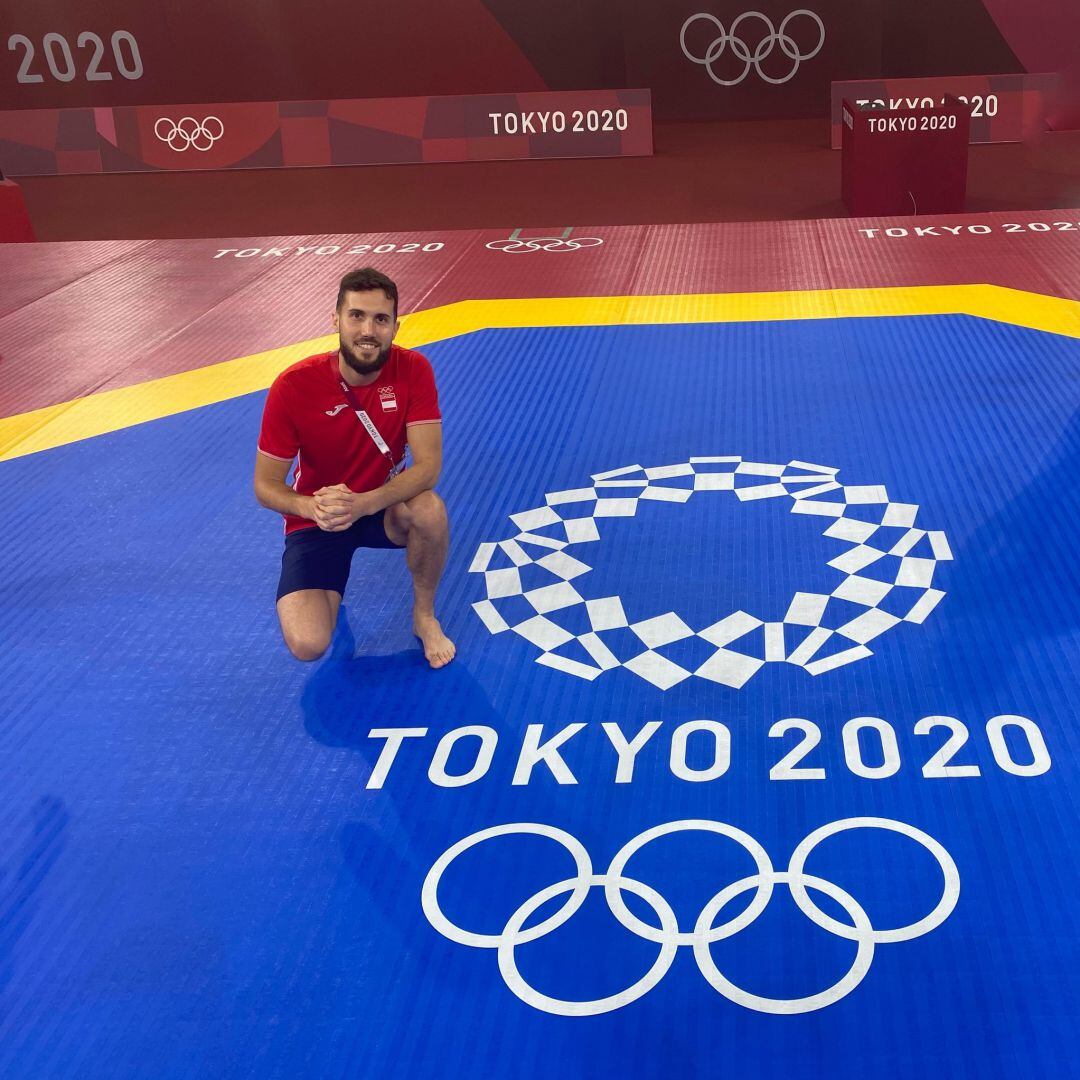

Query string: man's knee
401 490 447 534
284 630 331 662
277 589 339 661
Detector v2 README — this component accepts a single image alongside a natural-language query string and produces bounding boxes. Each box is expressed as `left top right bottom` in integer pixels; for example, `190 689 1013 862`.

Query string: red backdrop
1 0 1076 128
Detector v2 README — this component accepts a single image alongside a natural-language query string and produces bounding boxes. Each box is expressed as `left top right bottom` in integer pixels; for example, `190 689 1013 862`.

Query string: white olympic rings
680 9 826 86
423 817 960 1016
485 236 605 253
153 116 225 152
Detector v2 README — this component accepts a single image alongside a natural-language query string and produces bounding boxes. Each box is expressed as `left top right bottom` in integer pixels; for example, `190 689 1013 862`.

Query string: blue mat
1 315 1077 1077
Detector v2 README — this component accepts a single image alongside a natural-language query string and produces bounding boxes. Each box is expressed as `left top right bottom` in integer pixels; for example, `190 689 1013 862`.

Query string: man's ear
332 308 340 330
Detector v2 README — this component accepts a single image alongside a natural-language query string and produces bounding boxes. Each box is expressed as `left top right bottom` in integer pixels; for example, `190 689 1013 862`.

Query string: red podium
841 96 971 217
0 177 35 242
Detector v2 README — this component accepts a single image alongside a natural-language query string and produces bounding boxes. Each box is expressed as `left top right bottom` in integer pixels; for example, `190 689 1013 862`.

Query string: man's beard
340 337 391 377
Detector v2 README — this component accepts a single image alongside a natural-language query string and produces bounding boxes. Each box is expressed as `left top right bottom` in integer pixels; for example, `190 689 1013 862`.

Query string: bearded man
254 267 454 668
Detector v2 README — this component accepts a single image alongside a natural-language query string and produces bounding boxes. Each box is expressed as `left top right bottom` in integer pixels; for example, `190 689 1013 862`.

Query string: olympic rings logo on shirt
680 9 826 86
153 116 225 152
422 817 959 1016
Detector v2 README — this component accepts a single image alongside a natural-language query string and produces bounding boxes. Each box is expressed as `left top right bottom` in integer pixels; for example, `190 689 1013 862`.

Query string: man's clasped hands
308 484 380 532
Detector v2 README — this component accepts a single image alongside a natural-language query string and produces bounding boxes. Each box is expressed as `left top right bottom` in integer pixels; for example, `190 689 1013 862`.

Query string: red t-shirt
258 346 441 534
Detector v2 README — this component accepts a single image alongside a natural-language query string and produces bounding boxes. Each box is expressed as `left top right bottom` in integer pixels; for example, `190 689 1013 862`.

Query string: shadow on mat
0 797 69 1003
299 611 508 935
300 607 496 752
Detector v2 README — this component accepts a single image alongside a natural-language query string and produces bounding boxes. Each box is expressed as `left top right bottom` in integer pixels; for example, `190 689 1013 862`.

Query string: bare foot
414 614 456 669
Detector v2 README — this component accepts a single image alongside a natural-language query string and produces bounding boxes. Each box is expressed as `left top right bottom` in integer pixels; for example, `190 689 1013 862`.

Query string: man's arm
254 451 317 522
314 422 443 530
366 420 442 513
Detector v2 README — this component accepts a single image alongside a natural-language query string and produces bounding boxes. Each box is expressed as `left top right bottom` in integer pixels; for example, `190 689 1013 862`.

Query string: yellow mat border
2 284 1078 462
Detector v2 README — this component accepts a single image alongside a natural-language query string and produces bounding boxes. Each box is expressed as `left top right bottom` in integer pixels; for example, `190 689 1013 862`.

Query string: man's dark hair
336 267 399 318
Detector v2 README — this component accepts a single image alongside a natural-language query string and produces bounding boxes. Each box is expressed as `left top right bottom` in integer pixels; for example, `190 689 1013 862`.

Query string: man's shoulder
269 352 334 394
391 344 434 376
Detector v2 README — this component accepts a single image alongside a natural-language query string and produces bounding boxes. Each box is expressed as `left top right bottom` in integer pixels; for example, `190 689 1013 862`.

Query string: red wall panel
1 1 1076 128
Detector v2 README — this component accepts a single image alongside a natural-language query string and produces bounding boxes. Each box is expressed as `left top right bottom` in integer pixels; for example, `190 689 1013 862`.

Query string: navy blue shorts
276 511 405 601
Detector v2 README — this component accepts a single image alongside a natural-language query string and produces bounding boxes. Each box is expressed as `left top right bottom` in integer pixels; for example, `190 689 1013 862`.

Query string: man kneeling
254 267 455 668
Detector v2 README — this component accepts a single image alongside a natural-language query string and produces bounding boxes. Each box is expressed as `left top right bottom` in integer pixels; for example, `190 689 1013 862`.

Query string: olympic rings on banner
153 116 225 152
680 10 826 86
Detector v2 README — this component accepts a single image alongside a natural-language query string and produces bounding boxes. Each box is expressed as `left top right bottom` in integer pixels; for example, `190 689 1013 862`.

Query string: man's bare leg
276 588 342 661
386 491 455 668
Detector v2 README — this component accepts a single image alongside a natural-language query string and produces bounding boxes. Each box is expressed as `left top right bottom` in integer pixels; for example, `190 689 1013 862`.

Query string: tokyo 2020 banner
829 73 1056 148
0 89 652 176
2 0 1077 127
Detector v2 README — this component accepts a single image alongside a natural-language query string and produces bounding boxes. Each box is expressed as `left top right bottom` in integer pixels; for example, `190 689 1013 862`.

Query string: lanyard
338 375 401 482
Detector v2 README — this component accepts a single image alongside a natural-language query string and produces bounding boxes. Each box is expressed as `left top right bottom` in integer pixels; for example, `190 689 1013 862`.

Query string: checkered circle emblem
469 458 952 690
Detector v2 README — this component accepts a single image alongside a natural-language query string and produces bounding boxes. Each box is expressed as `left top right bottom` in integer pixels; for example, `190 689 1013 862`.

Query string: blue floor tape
0 315 1077 1077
